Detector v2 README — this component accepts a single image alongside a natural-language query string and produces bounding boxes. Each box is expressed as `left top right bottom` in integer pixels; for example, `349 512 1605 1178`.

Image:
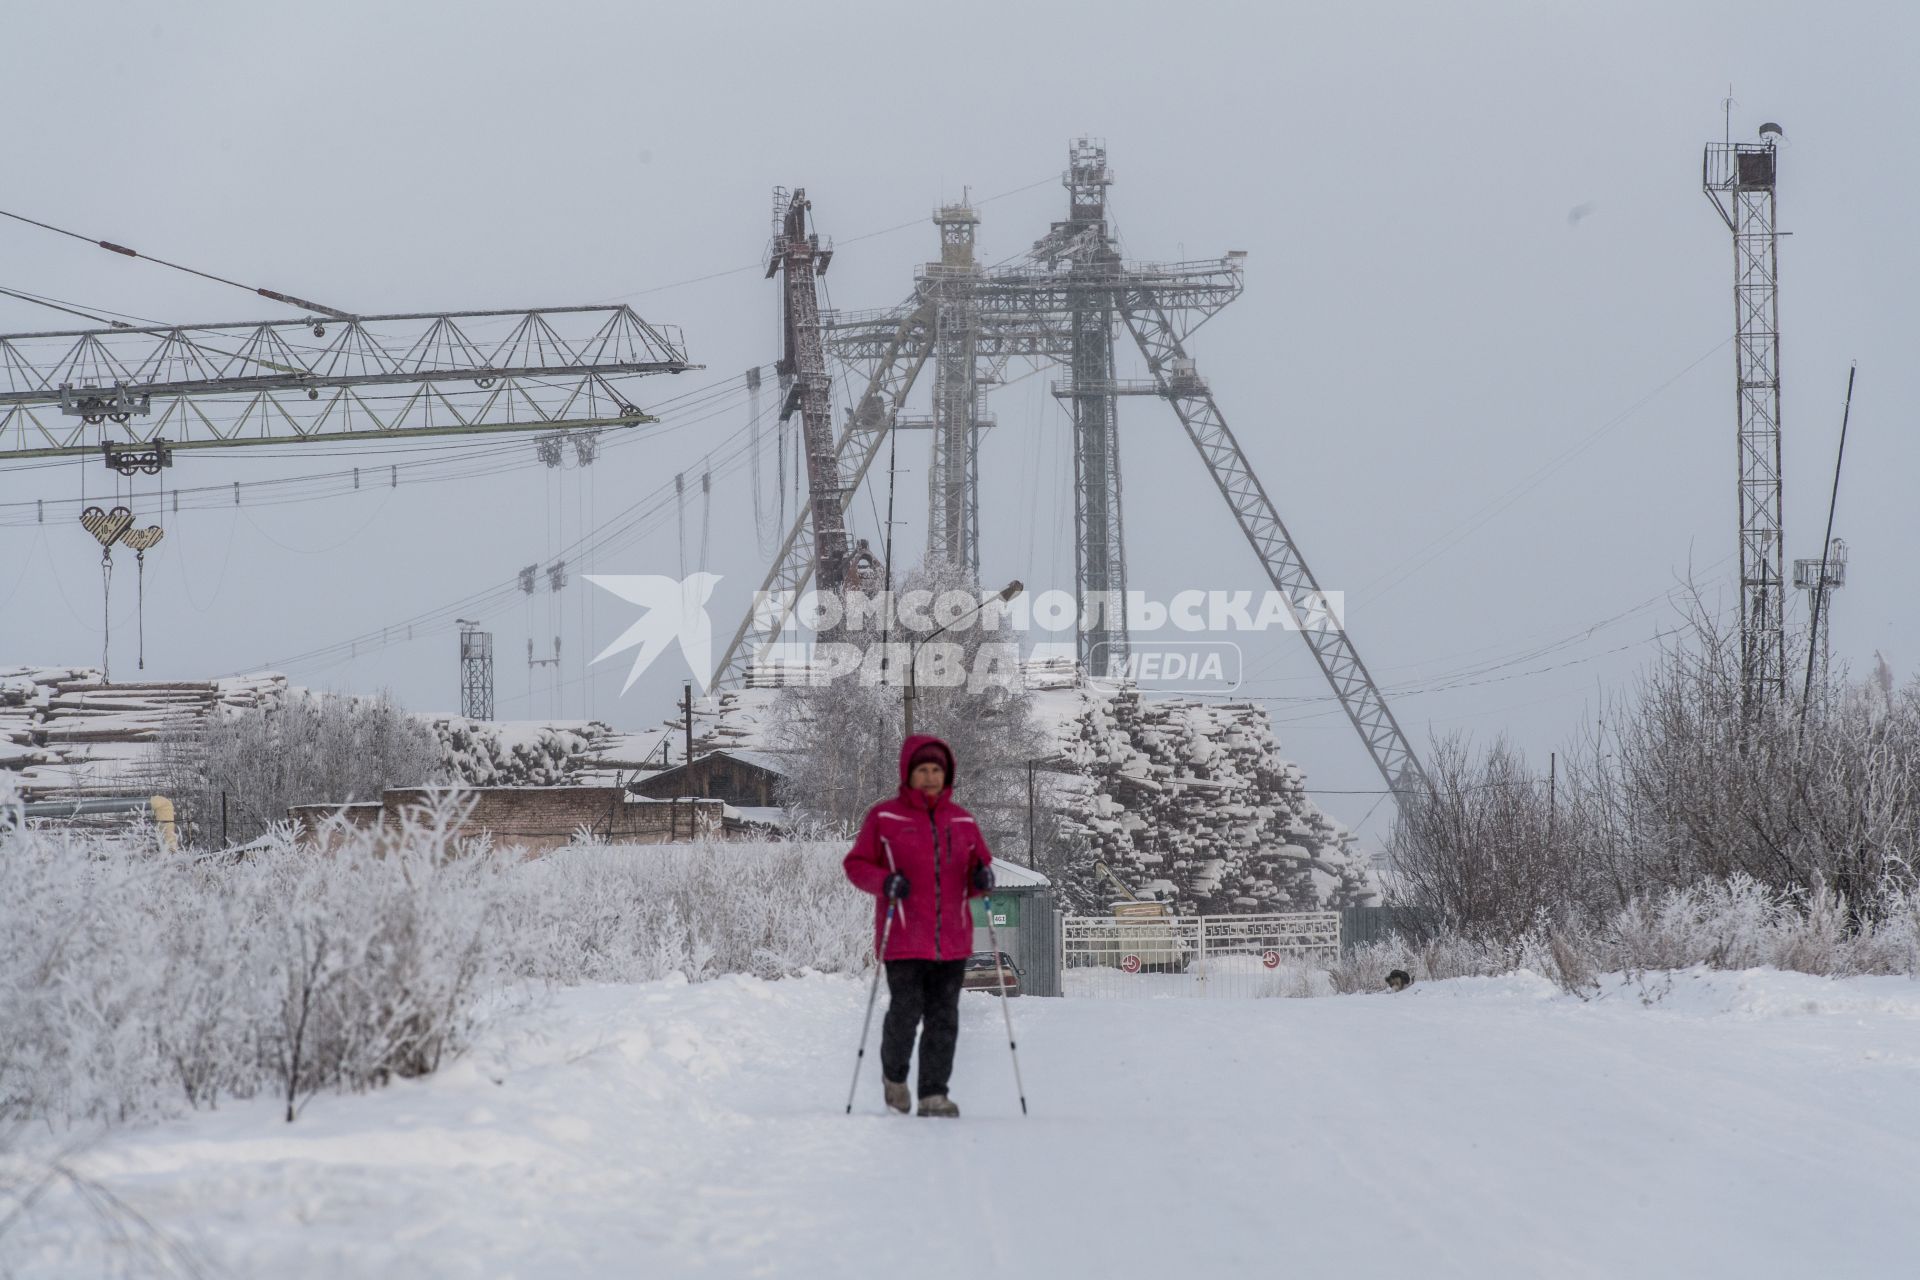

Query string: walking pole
981 893 1029 1115
844 900 897 1115
845 835 903 1115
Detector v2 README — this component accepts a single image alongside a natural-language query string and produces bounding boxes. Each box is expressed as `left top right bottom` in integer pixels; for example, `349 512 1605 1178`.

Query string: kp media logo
587 573 723 693
1088 641 1243 694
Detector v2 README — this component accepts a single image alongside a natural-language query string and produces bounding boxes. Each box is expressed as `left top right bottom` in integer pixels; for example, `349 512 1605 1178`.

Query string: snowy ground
9 969 1920 1278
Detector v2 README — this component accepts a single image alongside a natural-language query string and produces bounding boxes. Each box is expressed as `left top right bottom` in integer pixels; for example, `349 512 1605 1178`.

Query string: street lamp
903 579 1022 738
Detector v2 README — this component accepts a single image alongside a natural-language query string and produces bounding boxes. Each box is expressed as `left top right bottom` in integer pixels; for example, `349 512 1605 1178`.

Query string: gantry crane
712 142 1429 801
708 191 922 687
0 304 694 466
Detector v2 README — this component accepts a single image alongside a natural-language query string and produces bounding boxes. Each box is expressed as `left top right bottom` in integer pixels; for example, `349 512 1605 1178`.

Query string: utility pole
1797 365 1856 714
1547 751 1557 855
526 637 560 718
1027 759 1038 868
682 680 695 768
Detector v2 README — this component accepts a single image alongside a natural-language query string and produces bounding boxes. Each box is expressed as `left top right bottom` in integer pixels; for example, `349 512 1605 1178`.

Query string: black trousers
881 958 968 1098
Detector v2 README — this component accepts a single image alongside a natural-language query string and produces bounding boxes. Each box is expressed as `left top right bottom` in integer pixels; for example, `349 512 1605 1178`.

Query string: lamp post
903 579 1022 738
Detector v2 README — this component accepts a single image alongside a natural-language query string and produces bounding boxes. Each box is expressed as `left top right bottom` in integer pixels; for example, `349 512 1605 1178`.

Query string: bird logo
586 572 723 694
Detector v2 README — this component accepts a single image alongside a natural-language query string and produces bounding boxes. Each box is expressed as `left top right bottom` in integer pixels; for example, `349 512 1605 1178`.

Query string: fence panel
1021 906 1062 997
1338 906 1431 950
1061 913 1339 998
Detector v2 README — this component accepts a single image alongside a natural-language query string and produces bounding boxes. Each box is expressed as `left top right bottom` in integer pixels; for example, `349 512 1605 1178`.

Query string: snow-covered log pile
424 716 621 787
1 664 642 800
0 666 285 799
1041 683 1375 913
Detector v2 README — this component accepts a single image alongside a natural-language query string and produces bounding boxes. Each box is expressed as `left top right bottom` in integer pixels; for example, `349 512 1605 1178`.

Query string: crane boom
0 304 695 460
769 190 850 592
710 299 936 689
1120 295 1429 797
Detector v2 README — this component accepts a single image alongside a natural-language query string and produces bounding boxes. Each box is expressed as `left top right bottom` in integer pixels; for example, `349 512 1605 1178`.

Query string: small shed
970 859 1062 997
626 748 789 809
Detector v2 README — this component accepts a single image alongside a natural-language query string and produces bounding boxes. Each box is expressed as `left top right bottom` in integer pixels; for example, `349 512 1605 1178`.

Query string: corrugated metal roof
989 858 1050 889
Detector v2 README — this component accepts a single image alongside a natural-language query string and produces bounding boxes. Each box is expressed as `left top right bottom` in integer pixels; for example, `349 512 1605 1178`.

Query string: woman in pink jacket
843 734 994 1117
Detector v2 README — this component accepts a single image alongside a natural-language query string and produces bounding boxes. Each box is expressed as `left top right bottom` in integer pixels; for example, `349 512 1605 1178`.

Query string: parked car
962 951 1023 997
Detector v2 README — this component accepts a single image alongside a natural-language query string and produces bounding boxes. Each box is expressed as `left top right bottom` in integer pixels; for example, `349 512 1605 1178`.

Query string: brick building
290 785 724 856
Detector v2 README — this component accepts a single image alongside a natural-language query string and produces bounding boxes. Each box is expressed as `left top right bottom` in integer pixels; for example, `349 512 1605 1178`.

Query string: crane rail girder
0 304 695 460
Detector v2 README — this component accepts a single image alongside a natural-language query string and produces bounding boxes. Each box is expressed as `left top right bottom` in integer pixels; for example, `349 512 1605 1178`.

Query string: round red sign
1261 949 1282 969
1120 954 1142 974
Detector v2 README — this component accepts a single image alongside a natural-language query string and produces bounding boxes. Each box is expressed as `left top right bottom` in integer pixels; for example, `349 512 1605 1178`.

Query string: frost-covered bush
0 781 868 1130
0 792 510 1126
152 688 447 844
1391 604 1920 938
501 841 870 984
1330 875 1920 995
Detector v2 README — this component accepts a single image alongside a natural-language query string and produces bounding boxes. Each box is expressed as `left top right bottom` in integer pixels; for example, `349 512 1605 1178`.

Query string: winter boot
883 1079 912 1114
917 1093 960 1118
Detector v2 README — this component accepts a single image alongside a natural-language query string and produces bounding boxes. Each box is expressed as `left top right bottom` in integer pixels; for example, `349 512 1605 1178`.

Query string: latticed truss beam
0 304 694 460
709 302 936 689
769 189 852 593
1122 296 1430 797
829 306 1070 365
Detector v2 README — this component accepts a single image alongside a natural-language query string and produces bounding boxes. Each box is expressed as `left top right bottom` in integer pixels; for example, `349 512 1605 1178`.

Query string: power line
0 207 350 318
1354 337 1732 606
243 388 783 674
0 285 134 330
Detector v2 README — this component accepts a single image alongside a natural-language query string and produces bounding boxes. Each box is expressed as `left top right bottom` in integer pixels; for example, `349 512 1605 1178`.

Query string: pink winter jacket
843 735 994 962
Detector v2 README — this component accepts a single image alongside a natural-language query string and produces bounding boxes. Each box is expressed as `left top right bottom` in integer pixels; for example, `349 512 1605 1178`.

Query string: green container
971 896 1020 929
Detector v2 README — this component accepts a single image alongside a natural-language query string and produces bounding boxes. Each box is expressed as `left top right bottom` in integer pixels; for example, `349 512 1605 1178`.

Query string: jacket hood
897 734 957 795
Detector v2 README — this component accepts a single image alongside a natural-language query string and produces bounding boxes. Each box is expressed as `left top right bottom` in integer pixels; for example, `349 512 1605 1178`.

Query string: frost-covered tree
153 689 447 845
1390 598 1920 938
766 558 1050 856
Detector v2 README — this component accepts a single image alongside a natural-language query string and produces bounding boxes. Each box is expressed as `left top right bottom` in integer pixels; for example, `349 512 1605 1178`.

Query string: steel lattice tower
457 620 494 720
1055 141 1129 670
1704 130 1787 706
769 189 851 592
927 201 982 572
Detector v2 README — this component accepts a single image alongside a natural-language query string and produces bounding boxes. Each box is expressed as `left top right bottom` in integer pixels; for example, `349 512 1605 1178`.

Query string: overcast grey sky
2 0 1915 845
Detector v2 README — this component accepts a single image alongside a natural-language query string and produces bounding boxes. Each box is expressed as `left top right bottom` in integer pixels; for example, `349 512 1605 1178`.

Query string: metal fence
1338 905 1425 950
1061 913 1340 998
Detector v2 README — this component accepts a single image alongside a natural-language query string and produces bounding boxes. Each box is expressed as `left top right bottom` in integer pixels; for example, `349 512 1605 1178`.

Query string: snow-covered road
11 969 1920 1278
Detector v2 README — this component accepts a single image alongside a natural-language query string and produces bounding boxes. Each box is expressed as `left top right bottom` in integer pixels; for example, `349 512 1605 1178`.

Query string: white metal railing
1060 912 1340 998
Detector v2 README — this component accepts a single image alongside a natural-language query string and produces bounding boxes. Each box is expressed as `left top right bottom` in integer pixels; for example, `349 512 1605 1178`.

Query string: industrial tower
925 201 986 574
1703 124 1788 707
457 619 494 720
767 189 856 595
716 142 1430 801
1041 141 1130 670
1794 538 1846 681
